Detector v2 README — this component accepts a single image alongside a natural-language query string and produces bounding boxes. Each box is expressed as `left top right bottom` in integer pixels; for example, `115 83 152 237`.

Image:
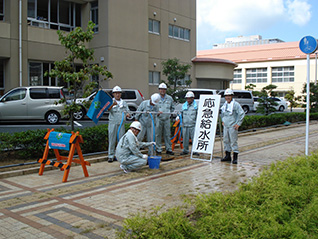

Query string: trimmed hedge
117 152 318 238
0 112 317 160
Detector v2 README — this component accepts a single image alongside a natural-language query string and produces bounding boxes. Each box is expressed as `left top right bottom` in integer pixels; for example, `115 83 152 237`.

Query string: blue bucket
148 156 161 169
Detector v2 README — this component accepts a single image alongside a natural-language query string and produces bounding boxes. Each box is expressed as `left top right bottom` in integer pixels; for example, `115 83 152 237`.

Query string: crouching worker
220 89 245 164
116 121 155 173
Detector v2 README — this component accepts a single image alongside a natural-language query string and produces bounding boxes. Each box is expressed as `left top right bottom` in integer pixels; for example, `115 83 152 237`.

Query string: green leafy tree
245 83 261 97
300 82 318 112
47 21 112 130
256 84 278 115
162 58 192 102
285 90 298 112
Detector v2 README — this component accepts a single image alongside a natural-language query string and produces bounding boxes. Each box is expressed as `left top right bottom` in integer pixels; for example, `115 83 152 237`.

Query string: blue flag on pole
87 90 113 124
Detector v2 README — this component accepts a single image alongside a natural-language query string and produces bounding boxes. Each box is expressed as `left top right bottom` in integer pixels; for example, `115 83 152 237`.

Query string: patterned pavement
0 122 318 239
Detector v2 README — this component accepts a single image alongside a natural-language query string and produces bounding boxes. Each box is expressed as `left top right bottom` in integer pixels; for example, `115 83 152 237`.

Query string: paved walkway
1 122 318 238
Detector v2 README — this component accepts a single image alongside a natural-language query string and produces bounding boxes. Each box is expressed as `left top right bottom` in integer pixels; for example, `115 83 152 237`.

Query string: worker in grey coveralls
116 121 155 173
156 83 175 155
180 91 198 155
135 93 160 154
220 88 245 164
107 86 130 163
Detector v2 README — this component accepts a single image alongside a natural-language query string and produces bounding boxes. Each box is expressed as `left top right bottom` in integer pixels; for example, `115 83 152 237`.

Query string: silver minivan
0 86 65 124
218 90 254 114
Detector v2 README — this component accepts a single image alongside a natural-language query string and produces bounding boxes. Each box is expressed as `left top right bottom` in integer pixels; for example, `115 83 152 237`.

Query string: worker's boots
221 151 231 162
232 152 238 164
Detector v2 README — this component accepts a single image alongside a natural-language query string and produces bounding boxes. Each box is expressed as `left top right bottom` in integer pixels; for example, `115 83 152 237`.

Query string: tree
256 84 278 115
245 83 261 97
300 82 318 112
47 21 112 130
285 90 298 112
161 58 192 102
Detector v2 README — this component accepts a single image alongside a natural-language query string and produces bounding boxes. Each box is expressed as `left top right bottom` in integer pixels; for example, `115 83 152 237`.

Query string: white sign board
191 95 221 161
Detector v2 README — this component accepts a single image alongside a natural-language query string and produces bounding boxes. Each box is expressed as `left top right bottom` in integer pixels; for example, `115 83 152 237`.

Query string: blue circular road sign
299 36 318 54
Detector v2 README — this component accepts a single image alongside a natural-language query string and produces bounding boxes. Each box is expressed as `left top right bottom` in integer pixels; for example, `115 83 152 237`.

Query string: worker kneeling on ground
115 121 156 173
220 89 245 164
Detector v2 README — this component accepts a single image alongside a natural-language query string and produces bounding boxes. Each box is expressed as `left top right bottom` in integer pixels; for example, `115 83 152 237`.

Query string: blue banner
49 132 72 150
87 90 113 124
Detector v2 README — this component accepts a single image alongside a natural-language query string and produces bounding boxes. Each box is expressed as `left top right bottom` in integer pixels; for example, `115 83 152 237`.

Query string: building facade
0 0 196 97
198 41 317 97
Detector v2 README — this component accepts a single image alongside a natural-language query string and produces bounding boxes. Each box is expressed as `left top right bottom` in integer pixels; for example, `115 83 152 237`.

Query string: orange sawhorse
38 129 90 183
171 119 183 151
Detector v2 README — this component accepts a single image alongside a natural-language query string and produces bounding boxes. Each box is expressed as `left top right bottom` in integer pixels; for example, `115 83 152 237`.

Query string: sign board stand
191 95 221 162
38 129 90 182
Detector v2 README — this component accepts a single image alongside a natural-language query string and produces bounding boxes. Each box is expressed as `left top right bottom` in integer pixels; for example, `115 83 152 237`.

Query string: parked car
218 90 254 114
174 88 219 112
254 97 287 112
0 86 65 124
73 88 144 120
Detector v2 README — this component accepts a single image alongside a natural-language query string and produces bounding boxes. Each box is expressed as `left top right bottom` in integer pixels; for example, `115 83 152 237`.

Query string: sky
197 0 318 50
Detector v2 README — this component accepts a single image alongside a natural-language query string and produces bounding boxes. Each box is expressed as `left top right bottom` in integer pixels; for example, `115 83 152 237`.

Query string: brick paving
0 122 318 238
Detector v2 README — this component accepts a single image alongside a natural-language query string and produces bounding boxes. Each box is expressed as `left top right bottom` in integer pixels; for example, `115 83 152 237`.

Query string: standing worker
220 89 245 164
180 91 198 155
156 83 175 155
107 86 130 163
135 93 160 154
116 121 155 173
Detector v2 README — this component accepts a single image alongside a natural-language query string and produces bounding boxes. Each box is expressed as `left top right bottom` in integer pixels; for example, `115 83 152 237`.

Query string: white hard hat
185 91 194 98
224 89 234 96
130 121 142 131
112 86 122 93
151 93 160 105
158 83 167 89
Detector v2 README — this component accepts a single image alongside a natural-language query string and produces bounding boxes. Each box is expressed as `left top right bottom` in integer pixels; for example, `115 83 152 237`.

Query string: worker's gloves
142 154 148 159
151 142 156 146
175 116 180 121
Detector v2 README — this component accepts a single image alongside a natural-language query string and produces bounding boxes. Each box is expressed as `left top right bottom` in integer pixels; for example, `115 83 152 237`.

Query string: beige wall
0 0 196 99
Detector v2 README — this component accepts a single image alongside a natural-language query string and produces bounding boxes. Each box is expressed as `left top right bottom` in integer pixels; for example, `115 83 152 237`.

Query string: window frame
233 69 242 84
246 68 267 83
148 19 160 35
90 1 98 33
168 24 190 41
149 71 160 85
272 66 294 83
0 0 4 21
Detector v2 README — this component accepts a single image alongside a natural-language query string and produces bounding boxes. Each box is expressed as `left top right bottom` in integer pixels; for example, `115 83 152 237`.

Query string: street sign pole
299 36 318 156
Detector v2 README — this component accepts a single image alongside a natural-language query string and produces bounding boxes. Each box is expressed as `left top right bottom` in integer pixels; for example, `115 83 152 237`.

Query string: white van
0 86 65 124
174 88 219 112
218 90 254 114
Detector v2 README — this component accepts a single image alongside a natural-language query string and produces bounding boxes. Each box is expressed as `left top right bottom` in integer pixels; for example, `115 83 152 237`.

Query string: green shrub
117 153 318 238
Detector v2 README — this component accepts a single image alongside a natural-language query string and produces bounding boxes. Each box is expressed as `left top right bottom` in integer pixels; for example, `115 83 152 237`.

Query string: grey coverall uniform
108 100 129 159
115 130 153 171
220 100 245 153
181 102 198 153
135 100 156 154
155 94 175 152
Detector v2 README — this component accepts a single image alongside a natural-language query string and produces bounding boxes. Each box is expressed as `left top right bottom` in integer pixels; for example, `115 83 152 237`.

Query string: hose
117 112 125 142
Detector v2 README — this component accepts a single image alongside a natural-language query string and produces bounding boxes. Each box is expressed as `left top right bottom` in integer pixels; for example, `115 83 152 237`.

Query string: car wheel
279 106 285 112
242 106 249 114
73 107 85 120
45 111 60 124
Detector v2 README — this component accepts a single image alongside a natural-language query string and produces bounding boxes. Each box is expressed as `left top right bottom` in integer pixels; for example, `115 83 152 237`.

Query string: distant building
213 35 284 49
198 41 317 97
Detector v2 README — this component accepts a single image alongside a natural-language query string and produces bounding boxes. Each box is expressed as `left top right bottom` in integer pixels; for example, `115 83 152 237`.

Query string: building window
0 0 4 21
29 62 58 86
27 0 81 31
246 68 267 83
148 19 160 34
169 25 190 41
272 66 294 82
178 75 190 86
233 69 242 84
90 1 98 33
149 71 160 85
